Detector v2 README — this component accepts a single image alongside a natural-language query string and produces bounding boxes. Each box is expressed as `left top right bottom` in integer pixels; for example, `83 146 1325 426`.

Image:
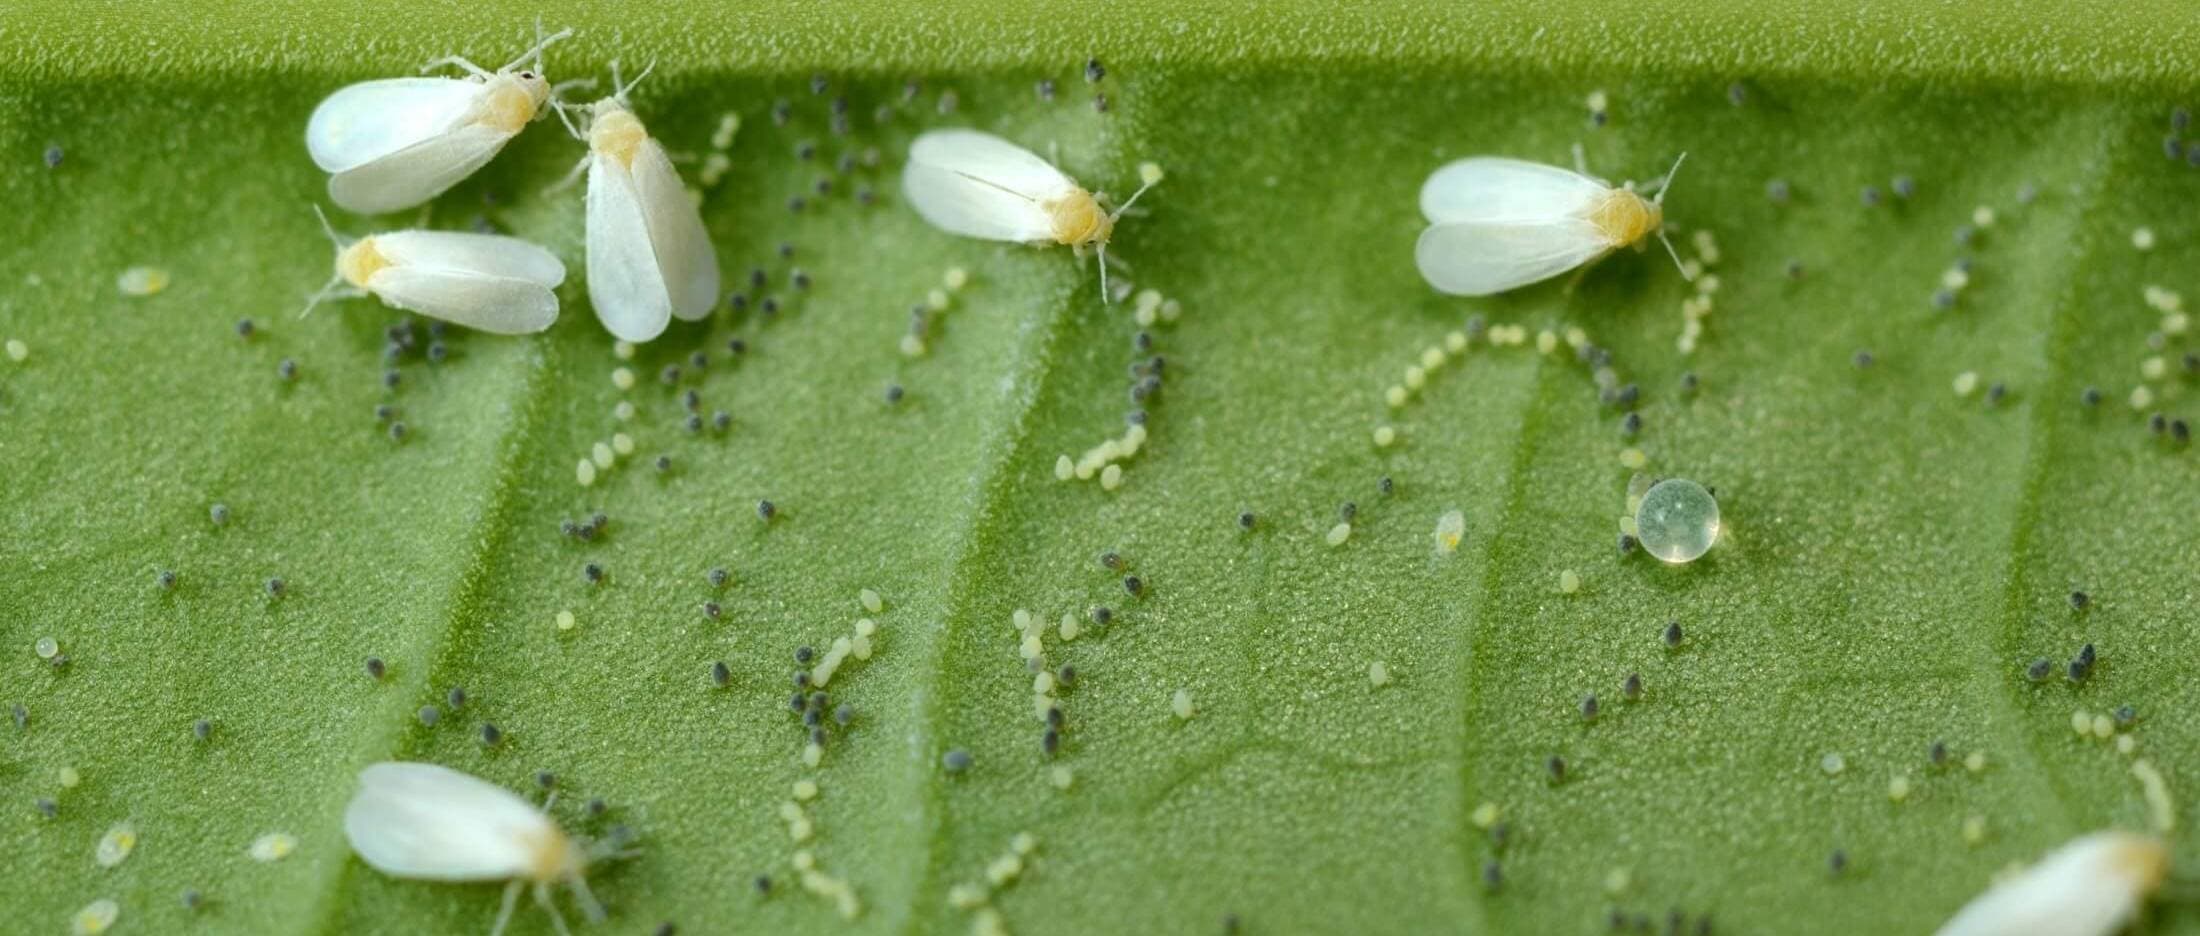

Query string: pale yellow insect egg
72 899 119 936
250 832 298 862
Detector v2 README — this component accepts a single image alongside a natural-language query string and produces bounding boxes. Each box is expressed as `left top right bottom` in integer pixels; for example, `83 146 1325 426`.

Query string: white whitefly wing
374 230 566 288
307 77 484 173
902 129 1076 243
627 137 720 321
1415 218 1612 296
364 229 566 335
367 268 558 335
328 124 513 215
1935 832 2167 936
344 762 558 881
586 154 674 342
1420 157 1610 225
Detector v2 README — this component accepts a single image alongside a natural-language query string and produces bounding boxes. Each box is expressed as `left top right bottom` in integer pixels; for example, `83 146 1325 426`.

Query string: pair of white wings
345 761 565 881
307 78 514 215
585 127 720 343
1415 158 1621 296
902 129 1081 244
359 231 565 335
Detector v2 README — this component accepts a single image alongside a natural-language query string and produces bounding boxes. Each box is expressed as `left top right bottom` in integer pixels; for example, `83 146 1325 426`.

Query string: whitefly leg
489 879 522 936
545 153 591 196
568 871 608 923
535 881 572 936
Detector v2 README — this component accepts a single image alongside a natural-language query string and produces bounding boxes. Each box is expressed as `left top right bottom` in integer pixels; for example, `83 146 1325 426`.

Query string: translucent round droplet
1634 478 1719 564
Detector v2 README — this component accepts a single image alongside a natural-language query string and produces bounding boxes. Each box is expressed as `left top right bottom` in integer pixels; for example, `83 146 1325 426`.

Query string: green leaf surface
4 3 2197 934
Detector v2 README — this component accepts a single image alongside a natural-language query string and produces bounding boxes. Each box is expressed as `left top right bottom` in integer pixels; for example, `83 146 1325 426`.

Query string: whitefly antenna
1110 179 1156 220
501 21 574 74
549 76 599 104
1650 152 1693 280
1656 227 1691 281
1652 151 1687 204
310 204 346 250
611 60 657 104
1096 163 1164 304
299 205 354 319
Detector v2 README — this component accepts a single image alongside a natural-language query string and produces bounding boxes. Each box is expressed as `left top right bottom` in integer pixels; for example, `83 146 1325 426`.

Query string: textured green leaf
4 3 2198 934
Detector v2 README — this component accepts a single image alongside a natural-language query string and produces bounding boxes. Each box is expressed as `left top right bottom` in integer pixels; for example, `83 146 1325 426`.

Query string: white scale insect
552 62 720 342
306 27 574 215
1415 147 1688 296
302 208 565 334
345 761 617 936
1935 830 2168 936
901 129 1159 300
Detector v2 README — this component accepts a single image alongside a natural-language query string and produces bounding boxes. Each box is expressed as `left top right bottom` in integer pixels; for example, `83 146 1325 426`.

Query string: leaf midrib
298 340 559 936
